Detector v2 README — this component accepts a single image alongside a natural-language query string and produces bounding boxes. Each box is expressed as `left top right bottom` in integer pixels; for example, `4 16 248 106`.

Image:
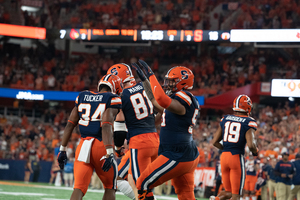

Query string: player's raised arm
132 60 189 115
211 125 223 150
131 63 164 114
245 128 258 156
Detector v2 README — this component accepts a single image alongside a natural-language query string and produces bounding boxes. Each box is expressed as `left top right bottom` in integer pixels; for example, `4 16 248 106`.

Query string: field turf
0 181 208 200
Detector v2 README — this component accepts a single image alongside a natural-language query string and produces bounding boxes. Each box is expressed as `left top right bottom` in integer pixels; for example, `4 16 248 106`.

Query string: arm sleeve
149 75 172 108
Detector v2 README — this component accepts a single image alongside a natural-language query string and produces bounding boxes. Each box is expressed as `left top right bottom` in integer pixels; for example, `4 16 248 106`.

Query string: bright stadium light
289 97 295 101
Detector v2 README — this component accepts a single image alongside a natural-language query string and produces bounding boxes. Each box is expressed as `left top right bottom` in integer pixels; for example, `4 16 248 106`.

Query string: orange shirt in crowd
289 154 295 160
265 150 278 158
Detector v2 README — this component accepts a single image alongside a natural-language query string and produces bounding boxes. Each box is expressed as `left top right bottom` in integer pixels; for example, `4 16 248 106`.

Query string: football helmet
164 66 194 95
98 74 123 95
107 63 135 84
233 94 252 114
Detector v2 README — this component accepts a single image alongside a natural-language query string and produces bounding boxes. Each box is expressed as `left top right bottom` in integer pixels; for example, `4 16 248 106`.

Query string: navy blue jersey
268 167 277 182
121 83 156 139
220 115 257 155
246 159 258 176
75 91 122 141
292 160 300 185
159 90 200 162
275 160 295 185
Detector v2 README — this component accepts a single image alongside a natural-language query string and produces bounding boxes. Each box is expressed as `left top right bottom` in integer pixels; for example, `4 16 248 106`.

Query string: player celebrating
132 60 200 200
107 63 160 199
210 95 259 200
244 154 260 200
57 74 123 200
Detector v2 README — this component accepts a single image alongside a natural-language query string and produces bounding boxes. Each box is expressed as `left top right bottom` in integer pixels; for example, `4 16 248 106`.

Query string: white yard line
0 192 54 196
1 183 179 200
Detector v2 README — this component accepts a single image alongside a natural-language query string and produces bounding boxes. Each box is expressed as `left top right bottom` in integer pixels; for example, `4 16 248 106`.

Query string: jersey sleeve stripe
75 96 79 104
248 124 257 128
248 122 257 127
176 91 192 105
111 97 122 105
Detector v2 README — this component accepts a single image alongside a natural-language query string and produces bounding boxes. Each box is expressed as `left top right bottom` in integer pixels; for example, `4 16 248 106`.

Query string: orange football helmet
98 74 123 95
107 63 135 84
233 94 252 114
164 66 194 95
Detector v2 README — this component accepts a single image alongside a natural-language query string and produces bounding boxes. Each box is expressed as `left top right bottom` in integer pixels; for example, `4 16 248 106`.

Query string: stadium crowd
1 47 299 98
2 0 300 30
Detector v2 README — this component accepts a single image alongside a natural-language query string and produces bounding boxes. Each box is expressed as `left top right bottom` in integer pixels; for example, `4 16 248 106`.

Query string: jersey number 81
130 91 153 120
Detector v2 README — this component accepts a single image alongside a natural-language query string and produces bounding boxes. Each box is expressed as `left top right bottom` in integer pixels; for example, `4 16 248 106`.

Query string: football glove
101 153 115 172
131 62 147 81
138 60 154 78
57 151 67 170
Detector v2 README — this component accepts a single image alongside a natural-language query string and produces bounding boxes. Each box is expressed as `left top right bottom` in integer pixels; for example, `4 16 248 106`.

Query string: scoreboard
59 29 231 42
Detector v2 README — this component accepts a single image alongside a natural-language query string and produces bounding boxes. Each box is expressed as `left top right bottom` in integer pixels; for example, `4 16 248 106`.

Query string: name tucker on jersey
83 95 103 102
226 116 246 123
128 85 143 93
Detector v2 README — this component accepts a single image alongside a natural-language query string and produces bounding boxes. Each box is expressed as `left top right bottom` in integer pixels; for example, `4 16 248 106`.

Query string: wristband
106 148 114 155
68 120 76 125
60 145 67 151
102 121 113 126
114 121 128 132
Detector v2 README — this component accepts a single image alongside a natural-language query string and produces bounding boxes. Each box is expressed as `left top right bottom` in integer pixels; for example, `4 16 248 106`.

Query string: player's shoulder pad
174 90 194 107
122 82 143 95
77 90 92 103
247 117 257 129
111 96 122 106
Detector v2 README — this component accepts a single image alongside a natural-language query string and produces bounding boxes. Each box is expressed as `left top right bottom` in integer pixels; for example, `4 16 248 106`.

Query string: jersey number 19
223 122 241 143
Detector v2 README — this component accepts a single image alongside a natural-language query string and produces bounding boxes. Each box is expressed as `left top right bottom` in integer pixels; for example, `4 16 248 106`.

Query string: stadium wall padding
0 159 52 182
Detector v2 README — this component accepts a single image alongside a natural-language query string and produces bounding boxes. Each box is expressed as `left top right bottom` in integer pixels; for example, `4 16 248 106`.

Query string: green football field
0 181 208 200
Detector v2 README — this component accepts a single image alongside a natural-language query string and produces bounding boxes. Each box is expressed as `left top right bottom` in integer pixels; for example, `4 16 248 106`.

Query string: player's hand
115 146 125 157
57 151 67 170
138 60 154 78
252 148 259 156
131 63 147 81
101 153 115 172
281 173 287 178
288 174 293 179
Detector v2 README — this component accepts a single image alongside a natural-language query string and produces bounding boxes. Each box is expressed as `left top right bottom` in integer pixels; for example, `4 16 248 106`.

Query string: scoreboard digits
59 28 230 42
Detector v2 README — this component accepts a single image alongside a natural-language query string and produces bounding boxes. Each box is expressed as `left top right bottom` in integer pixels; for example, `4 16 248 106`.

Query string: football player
57 74 123 200
244 154 260 200
210 95 259 200
132 60 200 200
107 63 161 200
